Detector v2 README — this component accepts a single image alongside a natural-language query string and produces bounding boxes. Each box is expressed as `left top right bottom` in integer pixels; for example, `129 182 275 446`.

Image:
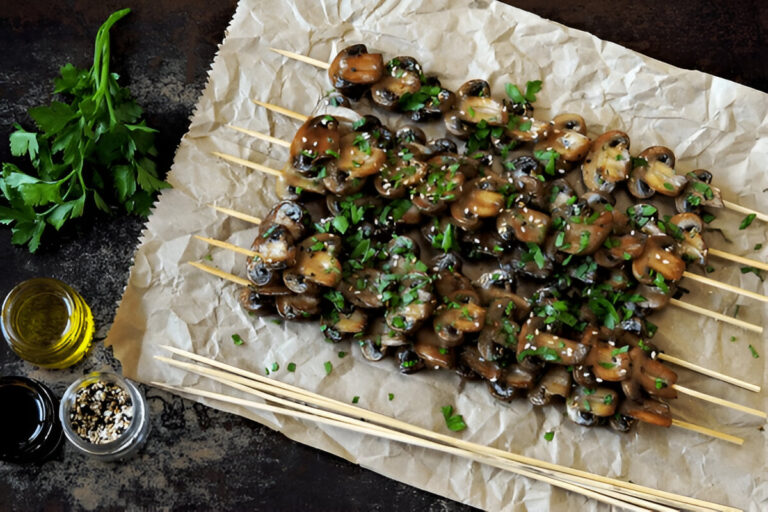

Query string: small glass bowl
59 371 149 461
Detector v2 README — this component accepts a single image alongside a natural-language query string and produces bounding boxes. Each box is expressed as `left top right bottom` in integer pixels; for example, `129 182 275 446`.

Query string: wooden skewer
270 47 330 70
669 418 743 446
157 346 742 512
227 124 291 148
153 358 680 512
187 261 252 287
668 298 762 334
207 204 262 225
210 151 283 177
252 99 308 122
193 235 260 258
270 47 768 226
152 380 658 512
722 200 768 224
673 384 765 419
657 353 760 393
709 248 768 273
683 271 768 304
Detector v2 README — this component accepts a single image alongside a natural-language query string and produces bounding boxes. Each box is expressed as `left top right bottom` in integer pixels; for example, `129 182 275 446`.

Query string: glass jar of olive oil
1 278 94 369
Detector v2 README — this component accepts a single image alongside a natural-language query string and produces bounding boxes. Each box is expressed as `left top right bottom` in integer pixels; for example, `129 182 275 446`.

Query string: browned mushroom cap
246 256 281 287
568 386 619 419
282 268 321 295
275 294 321 320
585 342 631 381
497 206 552 245
460 345 503 382
279 168 326 197
322 163 366 196
289 115 340 173
581 131 631 192
328 44 384 99
534 124 591 163
632 235 686 284
336 132 387 179
434 270 473 298
435 288 486 328
618 397 672 428
326 308 368 334
633 283 671 310
365 317 407 348
451 80 509 127
669 213 708 265
628 347 678 399
294 234 343 288
517 316 589 365
396 126 427 145
396 345 425 374
412 155 468 213
238 287 274 314
528 366 572 406
357 337 389 362
594 233 646 268
385 273 435 333
505 116 551 143
552 113 587 135
414 328 456 369
560 210 613 255
629 146 686 198
370 57 422 111
450 176 505 229
675 170 723 213
252 224 297 268
409 77 456 123
486 365 538 402
339 268 385 309
262 201 309 240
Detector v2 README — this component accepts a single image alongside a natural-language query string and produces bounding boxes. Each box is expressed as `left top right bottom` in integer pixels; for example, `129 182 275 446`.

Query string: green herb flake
324 361 333 375
287 362 296 372
352 396 360 404
271 362 279 372
441 405 467 432
611 345 629 357
749 345 760 358
388 393 395 401
741 266 765 281
543 431 554 442
729 336 736 342
603 394 613 405
338 351 347 358
231 334 244 346
754 243 763 251
655 377 665 390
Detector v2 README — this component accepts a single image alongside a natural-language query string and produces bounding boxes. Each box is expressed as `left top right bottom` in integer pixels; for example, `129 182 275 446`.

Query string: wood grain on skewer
657 353 760 393
252 99 308 121
193 235 259 258
670 419 743 446
270 47 330 70
153 358 676 512
158 345 741 512
187 261 252 287
152 381 658 512
207 204 262 225
709 248 768 272
227 124 291 147
673 384 766 419
669 299 763 334
683 271 768 303
722 200 768 223
211 151 283 177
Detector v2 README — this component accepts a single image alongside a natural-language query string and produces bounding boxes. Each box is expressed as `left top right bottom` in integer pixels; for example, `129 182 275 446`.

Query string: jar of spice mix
59 371 149 461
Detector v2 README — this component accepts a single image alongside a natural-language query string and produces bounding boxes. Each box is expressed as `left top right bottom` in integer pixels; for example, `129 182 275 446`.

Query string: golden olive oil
1 278 94 369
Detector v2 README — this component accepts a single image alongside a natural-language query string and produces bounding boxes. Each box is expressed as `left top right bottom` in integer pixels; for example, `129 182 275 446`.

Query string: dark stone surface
0 1 764 510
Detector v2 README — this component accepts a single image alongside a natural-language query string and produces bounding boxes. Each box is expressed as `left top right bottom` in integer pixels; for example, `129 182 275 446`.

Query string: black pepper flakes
69 380 133 444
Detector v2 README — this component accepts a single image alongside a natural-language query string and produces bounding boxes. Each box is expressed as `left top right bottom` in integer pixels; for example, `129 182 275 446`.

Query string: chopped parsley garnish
388 393 395 401
271 363 279 372
441 405 467 432
739 214 756 230
338 351 347 358
543 431 554 442
324 361 333 375
287 362 296 372
517 346 560 362
741 266 765 281
749 345 759 358
231 334 244 345
352 396 360 404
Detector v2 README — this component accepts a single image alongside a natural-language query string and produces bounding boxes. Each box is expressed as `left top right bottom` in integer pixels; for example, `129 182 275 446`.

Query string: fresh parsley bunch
0 8 169 252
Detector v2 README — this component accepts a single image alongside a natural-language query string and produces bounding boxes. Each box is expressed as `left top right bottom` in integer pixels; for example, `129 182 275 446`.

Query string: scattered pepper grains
69 380 133 444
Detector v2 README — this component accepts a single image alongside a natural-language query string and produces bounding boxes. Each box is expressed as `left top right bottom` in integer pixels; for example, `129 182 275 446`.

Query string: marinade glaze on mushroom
238 49 730 433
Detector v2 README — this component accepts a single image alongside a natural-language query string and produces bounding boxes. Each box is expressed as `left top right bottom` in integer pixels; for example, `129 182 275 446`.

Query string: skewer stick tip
269 47 330 70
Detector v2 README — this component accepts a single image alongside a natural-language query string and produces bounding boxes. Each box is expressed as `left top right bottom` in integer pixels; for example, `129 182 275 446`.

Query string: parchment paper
105 1 768 510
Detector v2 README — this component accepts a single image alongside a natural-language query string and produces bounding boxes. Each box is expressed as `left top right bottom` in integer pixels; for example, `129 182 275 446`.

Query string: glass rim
58 371 147 456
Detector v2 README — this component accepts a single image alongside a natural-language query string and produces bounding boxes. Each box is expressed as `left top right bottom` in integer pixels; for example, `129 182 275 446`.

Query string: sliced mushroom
631 347 678 399
497 206 552 245
336 132 387 179
581 131 631 192
560 210 613 255
528 366 572 406
246 257 281 287
675 170 723 213
339 268 385 309
434 270 473 298
669 213 707 266
275 294 321 320
594 233 646 268
414 329 455 369
517 316 589 366
534 128 591 163
618 398 672 428
294 235 343 288
262 201 309 241
357 337 389 362
396 345 425 374
631 235 685 284
322 163 366 196
452 80 508 127
252 224 297 268
552 113 587 135
289 115 340 173
282 268 321 295
459 345 503 382
328 308 368 334
585 342 631 381
629 146 686 198
367 317 408 348
487 365 538 402
396 126 427 145
385 273 435 334
408 76 456 122
568 386 619 419
371 56 422 111
328 44 384 99
238 287 274 314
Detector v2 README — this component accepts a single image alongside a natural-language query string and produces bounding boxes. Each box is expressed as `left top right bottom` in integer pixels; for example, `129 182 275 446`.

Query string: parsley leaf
441 405 467 432
739 214 756 230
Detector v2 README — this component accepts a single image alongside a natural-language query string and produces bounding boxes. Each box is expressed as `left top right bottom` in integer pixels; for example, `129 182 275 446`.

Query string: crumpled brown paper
106 0 768 510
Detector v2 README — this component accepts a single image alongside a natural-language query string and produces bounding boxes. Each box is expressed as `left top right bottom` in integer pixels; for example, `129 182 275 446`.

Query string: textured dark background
0 1 766 510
